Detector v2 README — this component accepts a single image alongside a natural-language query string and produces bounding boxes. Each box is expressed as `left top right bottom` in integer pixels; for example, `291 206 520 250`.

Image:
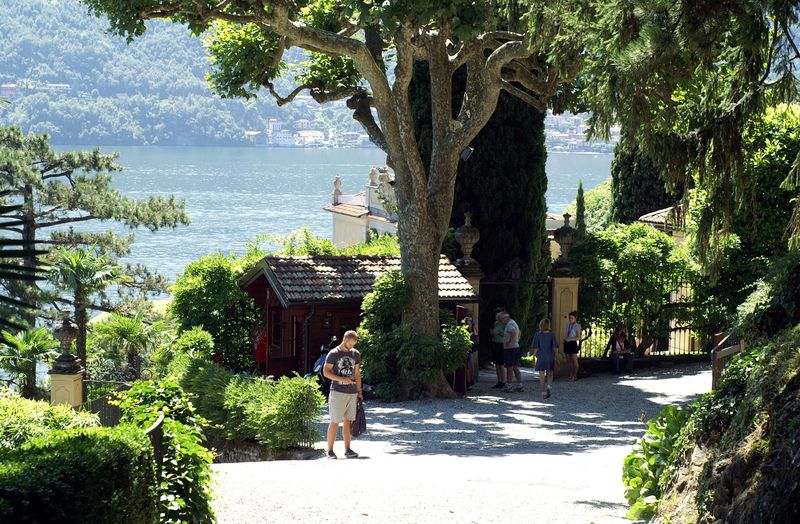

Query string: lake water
57 146 612 279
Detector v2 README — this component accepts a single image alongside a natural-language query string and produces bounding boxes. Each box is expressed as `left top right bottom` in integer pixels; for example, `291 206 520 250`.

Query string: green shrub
116 379 215 524
358 271 472 399
0 425 158 523
622 405 691 521
0 388 99 450
221 374 265 441
231 375 325 448
157 356 324 450
174 327 215 359
177 356 234 432
735 252 800 341
692 346 767 439
169 253 259 371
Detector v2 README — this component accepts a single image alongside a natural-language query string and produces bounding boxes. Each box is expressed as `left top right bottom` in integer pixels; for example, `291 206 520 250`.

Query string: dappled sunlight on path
212 362 710 523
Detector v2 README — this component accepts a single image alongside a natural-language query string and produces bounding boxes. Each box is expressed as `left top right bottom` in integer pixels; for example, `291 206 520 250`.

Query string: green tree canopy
610 128 679 224
49 247 127 398
572 222 693 354
565 178 613 233
582 0 800 252
83 0 588 397
0 126 189 325
169 253 259 372
0 327 59 399
575 181 586 236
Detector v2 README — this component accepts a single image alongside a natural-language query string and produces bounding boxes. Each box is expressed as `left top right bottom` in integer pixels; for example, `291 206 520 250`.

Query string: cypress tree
410 65 550 351
575 181 586 236
610 128 677 223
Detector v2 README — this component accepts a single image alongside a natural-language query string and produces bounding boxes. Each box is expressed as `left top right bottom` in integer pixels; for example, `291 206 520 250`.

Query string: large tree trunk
22 364 37 399
20 184 38 328
394 158 458 398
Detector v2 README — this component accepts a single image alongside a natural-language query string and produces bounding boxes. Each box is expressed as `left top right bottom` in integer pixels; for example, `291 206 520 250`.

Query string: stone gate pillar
454 213 482 383
551 213 580 376
49 352 83 407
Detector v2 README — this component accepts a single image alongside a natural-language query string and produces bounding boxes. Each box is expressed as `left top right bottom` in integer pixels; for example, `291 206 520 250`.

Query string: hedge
0 426 158 523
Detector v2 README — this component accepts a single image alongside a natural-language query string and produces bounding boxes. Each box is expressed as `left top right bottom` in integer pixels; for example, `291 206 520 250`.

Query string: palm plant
90 312 167 379
49 247 126 400
0 327 59 399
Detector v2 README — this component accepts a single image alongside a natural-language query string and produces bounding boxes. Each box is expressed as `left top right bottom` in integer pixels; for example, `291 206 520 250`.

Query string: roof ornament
333 175 343 204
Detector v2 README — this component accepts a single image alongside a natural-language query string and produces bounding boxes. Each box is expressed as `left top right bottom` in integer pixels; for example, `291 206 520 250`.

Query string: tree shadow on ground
316 363 710 458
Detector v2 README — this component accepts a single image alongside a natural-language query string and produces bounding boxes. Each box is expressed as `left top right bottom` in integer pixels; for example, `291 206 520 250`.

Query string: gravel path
211 363 710 523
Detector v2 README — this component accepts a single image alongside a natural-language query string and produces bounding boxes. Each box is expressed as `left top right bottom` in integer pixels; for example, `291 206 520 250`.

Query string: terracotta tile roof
322 203 369 217
638 205 683 232
243 255 477 306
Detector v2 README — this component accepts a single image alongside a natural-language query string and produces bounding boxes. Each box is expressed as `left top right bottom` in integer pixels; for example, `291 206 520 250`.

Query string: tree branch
499 80 547 111
346 93 388 153
38 215 97 228
266 83 308 106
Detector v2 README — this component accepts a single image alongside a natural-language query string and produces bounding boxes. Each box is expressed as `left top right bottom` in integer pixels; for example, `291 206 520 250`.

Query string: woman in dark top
563 311 582 381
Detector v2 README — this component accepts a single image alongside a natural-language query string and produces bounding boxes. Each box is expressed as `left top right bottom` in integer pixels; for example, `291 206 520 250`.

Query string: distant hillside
0 0 352 146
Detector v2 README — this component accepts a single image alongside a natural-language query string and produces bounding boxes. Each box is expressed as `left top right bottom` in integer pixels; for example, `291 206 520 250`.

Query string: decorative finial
454 212 480 265
333 176 343 204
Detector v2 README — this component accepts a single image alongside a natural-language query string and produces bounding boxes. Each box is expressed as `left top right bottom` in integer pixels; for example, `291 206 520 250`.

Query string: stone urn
454 212 480 264
553 213 578 266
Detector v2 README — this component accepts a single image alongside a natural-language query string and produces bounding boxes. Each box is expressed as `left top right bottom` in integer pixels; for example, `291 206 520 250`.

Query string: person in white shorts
322 330 362 459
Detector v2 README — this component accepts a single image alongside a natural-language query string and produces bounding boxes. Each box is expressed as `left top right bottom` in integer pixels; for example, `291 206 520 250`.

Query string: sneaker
344 448 359 459
504 385 515 392
513 384 525 392
491 382 505 389
545 389 551 399
326 450 337 460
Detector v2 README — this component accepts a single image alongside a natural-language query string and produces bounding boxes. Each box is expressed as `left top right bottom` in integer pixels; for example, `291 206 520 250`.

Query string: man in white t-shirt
499 311 524 392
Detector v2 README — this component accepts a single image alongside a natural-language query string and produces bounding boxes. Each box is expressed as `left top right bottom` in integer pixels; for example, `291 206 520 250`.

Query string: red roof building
239 255 478 378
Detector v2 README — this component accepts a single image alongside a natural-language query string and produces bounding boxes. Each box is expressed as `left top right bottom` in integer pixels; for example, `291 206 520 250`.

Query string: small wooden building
239 255 478 378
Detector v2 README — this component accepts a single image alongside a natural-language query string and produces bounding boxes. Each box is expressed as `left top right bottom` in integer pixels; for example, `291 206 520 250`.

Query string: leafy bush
169 253 259 371
692 346 767 440
358 271 472 399
175 356 233 431
0 425 158 523
564 177 613 233
174 327 216 359
623 405 691 521
152 327 215 378
116 379 215 524
735 251 800 341
572 222 693 354
0 388 99 450
237 227 401 272
163 356 324 448
229 375 325 449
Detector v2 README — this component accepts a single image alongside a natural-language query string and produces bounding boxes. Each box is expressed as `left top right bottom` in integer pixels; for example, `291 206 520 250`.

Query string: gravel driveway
211 363 710 523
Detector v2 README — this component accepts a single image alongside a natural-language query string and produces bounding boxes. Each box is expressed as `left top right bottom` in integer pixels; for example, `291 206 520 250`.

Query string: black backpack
352 399 367 437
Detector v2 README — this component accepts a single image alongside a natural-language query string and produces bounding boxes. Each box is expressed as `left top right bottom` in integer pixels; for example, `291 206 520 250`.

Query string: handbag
352 398 367 437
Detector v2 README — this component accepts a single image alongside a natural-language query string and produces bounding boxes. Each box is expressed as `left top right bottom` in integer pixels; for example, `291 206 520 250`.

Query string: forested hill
0 0 343 146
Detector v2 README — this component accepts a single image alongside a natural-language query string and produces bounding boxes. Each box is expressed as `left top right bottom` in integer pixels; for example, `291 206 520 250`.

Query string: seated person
611 331 634 373
603 325 625 359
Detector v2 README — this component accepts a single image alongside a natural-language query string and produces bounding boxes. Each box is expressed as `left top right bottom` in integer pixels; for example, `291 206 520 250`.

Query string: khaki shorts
329 390 357 424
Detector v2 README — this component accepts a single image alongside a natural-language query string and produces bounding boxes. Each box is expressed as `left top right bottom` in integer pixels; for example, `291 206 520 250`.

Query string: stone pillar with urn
454 213 482 385
551 213 580 377
50 318 84 407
